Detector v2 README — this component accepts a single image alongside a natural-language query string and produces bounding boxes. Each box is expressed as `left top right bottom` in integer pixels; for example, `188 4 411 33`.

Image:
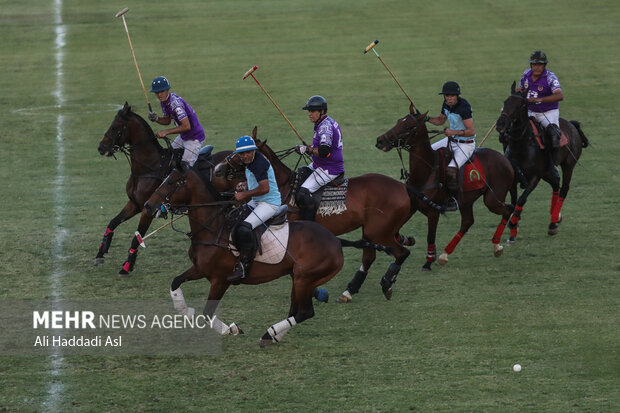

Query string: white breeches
527 109 560 128
172 136 202 166
301 165 340 193
431 137 476 168
244 200 280 229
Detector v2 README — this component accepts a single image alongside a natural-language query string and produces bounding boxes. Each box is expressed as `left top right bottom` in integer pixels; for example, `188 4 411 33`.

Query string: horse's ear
511 81 516 94
122 101 131 115
252 126 257 139
409 102 415 114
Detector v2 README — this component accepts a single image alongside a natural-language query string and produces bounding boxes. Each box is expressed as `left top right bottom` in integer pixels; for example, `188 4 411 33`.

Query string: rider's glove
295 145 309 155
148 111 158 122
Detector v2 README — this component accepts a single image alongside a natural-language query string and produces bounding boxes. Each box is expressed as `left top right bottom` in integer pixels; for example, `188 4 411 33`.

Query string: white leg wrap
170 288 187 313
211 316 230 336
268 316 297 342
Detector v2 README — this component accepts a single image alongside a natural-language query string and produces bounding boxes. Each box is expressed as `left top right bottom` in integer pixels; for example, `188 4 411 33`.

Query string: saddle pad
530 119 569 149
463 156 486 192
288 179 349 217
230 223 290 264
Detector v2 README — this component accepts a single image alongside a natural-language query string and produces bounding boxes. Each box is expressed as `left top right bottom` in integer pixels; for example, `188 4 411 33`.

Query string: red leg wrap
551 197 564 223
426 244 436 263
510 226 519 238
492 219 508 244
445 231 464 254
104 227 114 236
510 205 523 226
122 262 131 272
129 248 137 254
550 191 559 216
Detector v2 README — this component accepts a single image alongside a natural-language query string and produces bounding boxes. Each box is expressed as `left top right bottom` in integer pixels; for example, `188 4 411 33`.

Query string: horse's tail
338 238 393 255
570 120 590 148
405 184 445 214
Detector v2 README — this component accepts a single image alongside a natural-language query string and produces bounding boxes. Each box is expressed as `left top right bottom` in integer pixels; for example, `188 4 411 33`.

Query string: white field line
43 0 66 411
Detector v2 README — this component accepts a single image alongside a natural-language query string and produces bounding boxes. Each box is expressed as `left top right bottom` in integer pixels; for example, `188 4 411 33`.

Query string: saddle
438 148 486 192
230 205 289 261
290 167 348 216
528 118 568 150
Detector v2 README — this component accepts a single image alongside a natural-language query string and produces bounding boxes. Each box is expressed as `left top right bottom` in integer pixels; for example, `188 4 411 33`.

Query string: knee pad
295 187 314 209
232 221 254 250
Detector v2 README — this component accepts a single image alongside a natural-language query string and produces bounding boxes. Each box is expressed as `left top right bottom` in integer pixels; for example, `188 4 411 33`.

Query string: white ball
513 364 522 372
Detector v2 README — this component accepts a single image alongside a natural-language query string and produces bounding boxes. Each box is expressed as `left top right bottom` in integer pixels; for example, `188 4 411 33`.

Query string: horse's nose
375 136 388 151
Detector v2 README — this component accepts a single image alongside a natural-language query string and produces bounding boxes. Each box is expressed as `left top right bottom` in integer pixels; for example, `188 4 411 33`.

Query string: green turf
1 0 619 411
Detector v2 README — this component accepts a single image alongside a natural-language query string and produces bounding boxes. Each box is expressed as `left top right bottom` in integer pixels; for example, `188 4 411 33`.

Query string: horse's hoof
93 257 105 266
336 290 352 303
421 262 432 272
313 288 329 303
383 287 393 301
494 244 504 257
259 332 274 348
548 223 559 236
118 269 131 278
229 322 244 335
506 238 516 246
438 253 449 265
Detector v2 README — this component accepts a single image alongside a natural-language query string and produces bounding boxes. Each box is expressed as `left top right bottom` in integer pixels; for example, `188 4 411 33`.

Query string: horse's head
214 151 246 180
496 81 528 140
376 103 427 152
98 102 154 156
144 167 191 217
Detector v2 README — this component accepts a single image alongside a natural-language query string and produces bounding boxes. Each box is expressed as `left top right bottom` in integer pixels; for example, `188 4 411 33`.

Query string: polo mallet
135 214 185 248
477 121 498 148
242 65 307 146
115 7 152 113
364 40 416 108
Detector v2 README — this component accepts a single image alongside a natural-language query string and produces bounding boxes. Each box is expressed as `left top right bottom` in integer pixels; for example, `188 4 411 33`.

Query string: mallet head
135 231 146 248
363 39 379 54
115 7 129 18
242 65 259 80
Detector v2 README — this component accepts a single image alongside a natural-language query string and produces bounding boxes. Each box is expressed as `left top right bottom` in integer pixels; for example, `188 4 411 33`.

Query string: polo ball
513 364 522 372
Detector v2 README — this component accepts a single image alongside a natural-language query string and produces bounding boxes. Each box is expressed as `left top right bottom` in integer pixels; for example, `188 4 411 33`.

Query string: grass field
1 0 619 411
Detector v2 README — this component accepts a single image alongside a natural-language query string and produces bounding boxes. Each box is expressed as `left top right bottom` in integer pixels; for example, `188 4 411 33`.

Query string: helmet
302 95 328 113
439 81 461 95
529 50 548 64
150 76 170 93
233 136 258 153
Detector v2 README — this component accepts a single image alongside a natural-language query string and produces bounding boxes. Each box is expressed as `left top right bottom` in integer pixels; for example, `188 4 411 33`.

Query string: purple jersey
160 93 205 142
520 68 562 113
311 115 344 175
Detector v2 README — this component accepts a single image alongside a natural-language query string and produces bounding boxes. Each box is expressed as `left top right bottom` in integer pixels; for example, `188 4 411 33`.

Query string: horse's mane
121 106 165 153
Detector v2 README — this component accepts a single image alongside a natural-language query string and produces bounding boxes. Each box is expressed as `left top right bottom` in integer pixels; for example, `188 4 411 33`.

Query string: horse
96 102 232 276
143 166 390 347
213 127 431 302
376 104 515 270
496 82 589 240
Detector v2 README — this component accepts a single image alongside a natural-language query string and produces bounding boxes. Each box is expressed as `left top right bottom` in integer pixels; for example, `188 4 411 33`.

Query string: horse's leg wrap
380 263 401 293
347 268 368 295
267 316 297 343
170 288 192 316
510 205 524 227
120 248 138 274
550 190 559 216
445 231 464 255
426 244 436 263
395 233 415 246
98 227 115 255
551 197 565 224
211 316 231 336
492 219 508 245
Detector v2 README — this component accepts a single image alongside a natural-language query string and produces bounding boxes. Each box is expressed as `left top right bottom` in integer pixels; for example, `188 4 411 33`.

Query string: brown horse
496 82 589 241
96 102 231 276
143 167 388 347
376 104 515 270
214 128 430 302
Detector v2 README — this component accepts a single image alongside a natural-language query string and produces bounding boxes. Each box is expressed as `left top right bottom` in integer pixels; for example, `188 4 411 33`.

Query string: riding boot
443 167 460 212
227 252 254 285
295 187 317 221
547 124 562 166
179 161 191 175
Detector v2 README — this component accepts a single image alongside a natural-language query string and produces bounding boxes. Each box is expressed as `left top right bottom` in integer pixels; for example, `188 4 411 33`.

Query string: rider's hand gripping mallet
242 65 308 146
134 214 185 248
364 40 416 108
115 7 153 113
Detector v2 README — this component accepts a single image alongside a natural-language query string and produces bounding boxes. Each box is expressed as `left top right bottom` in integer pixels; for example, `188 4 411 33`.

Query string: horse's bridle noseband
381 113 418 151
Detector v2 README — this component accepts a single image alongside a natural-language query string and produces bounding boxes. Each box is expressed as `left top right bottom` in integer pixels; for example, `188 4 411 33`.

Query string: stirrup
227 262 246 284
443 197 459 212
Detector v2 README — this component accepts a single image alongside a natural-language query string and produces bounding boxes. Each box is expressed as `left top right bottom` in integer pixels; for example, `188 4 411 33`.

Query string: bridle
498 94 530 143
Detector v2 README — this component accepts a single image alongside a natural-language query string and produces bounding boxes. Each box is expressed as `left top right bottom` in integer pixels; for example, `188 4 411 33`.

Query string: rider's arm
235 179 269 202
528 89 563 104
156 117 191 138
445 117 475 138
427 113 447 126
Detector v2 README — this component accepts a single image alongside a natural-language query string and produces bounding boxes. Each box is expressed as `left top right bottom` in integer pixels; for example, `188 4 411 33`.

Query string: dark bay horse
214 128 426 302
376 104 515 270
143 167 388 347
96 102 231 276
496 82 589 240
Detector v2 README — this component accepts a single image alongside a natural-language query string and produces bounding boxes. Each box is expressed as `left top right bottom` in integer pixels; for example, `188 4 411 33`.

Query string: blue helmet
233 136 258 153
150 76 170 93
